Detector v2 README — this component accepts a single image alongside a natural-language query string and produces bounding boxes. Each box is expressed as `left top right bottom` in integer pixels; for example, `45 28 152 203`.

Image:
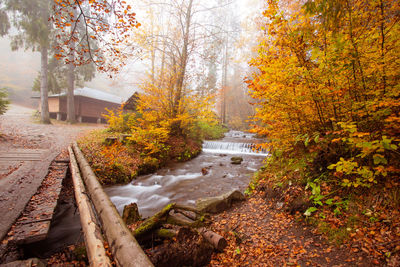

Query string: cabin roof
48 87 124 104
123 92 139 111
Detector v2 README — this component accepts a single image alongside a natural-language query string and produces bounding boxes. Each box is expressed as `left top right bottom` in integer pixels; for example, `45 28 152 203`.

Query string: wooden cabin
39 87 124 123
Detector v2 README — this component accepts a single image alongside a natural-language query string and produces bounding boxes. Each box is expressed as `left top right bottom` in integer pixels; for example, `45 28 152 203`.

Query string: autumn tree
0 0 52 124
133 0 237 132
51 0 140 123
248 0 400 187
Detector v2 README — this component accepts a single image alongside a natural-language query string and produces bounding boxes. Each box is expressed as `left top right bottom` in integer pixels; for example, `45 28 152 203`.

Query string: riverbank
78 129 202 185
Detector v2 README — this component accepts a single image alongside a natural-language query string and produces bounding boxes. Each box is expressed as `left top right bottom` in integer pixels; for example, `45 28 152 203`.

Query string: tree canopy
248 0 400 188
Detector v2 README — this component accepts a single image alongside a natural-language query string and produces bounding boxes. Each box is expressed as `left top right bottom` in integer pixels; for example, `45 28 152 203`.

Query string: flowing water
26 131 267 256
105 131 268 218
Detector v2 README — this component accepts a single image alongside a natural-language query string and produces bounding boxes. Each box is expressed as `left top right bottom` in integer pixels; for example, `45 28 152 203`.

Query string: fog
0 0 263 125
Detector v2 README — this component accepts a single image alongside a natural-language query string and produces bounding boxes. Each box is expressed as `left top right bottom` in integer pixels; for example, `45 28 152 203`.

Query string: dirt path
0 104 103 241
209 189 373 266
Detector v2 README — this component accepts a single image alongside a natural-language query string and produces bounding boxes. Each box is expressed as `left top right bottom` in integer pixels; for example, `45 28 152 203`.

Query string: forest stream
105 130 268 217
26 130 267 257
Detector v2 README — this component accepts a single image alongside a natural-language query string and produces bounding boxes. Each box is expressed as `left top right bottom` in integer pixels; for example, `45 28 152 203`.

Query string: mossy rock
196 190 245 214
231 157 243 165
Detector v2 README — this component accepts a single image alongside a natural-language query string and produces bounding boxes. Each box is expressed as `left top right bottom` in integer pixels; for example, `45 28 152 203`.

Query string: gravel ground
0 104 103 241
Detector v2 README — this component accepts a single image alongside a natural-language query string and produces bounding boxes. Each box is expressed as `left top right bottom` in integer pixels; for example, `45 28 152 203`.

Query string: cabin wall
39 95 121 123
76 96 120 118
48 98 59 113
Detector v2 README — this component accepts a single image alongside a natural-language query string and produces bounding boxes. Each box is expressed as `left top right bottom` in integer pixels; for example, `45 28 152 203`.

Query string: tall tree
0 0 52 124
132 0 235 131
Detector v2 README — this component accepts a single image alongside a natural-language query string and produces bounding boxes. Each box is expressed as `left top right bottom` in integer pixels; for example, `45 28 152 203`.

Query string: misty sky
0 0 262 104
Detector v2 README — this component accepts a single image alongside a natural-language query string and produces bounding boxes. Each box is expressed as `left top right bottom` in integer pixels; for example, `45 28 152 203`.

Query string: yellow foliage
249 0 400 185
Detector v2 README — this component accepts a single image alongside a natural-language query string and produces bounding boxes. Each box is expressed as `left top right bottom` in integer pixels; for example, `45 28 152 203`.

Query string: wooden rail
71 142 153 267
68 147 111 266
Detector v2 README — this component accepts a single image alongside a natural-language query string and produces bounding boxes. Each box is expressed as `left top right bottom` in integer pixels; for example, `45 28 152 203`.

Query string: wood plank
13 221 51 245
10 161 68 245
0 149 46 162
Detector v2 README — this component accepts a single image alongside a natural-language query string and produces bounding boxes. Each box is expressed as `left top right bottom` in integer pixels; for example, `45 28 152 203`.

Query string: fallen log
133 203 175 239
132 203 207 239
130 202 226 252
68 146 111 267
156 228 177 239
199 228 227 251
72 142 153 267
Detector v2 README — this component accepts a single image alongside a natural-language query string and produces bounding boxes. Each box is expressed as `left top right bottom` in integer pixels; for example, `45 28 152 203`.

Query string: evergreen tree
0 87 9 115
32 55 96 94
0 0 51 124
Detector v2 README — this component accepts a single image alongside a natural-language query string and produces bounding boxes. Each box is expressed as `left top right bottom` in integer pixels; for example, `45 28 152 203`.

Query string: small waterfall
202 141 268 156
224 130 256 139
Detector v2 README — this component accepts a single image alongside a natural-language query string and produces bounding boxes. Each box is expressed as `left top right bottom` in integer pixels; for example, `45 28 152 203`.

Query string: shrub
195 120 228 140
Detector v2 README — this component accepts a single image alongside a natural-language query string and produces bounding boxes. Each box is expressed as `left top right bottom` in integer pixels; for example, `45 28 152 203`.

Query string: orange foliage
50 0 140 73
248 0 400 187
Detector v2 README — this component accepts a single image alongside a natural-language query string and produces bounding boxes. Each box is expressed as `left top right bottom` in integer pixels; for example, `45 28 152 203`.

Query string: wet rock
201 168 209 175
219 154 227 157
230 157 243 165
196 190 245 214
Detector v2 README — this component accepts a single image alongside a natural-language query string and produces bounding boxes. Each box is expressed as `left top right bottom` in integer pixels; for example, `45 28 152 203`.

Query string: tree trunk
173 0 193 118
67 15 76 124
221 40 228 124
66 49 75 123
40 45 50 124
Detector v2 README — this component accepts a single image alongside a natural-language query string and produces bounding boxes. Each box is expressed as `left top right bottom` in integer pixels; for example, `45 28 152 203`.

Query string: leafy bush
78 130 140 185
103 106 138 133
194 120 228 140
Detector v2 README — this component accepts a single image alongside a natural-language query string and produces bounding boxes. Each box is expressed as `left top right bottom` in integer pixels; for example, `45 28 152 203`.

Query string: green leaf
334 207 341 215
304 207 318 216
304 136 310 147
325 198 334 205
